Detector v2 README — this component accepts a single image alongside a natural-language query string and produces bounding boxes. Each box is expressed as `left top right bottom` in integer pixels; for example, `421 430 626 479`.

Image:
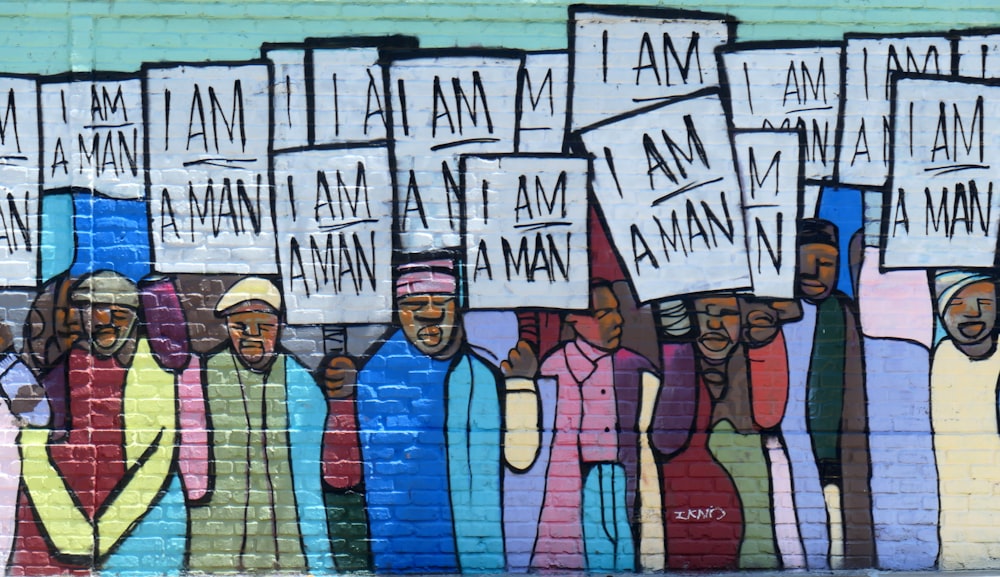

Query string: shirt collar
567 338 612 382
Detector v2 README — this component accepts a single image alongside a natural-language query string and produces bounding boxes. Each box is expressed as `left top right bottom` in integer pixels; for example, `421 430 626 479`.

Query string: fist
500 340 538 379
321 355 357 399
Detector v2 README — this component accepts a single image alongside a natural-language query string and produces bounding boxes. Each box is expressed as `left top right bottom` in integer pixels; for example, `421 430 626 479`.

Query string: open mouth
698 334 731 352
417 326 443 342
958 321 987 339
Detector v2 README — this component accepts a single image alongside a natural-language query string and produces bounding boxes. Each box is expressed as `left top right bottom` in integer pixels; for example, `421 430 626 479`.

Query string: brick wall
0 1 996 574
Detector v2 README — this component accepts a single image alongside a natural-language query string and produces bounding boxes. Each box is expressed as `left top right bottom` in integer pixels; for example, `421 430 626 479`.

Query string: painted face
80 303 136 357
739 297 802 348
398 293 458 357
227 310 280 371
694 296 741 362
940 280 996 349
798 243 839 302
571 285 624 352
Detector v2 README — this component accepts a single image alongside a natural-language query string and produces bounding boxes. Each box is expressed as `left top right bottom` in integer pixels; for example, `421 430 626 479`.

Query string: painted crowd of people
0 214 994 574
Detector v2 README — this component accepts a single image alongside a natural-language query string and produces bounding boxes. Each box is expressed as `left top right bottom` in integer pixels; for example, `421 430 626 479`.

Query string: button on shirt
569 339 619 463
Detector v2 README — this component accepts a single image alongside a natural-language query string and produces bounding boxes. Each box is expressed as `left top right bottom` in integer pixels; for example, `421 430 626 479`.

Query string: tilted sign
579 89 751 301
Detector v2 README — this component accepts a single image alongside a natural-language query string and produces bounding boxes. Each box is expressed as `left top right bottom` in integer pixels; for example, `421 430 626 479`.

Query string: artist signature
672 505 727 521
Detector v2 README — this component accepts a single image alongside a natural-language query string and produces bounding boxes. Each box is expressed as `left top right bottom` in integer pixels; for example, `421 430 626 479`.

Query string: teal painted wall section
1 0 999 74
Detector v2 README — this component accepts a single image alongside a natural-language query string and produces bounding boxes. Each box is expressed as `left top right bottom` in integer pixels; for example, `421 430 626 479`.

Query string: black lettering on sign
923 180 993 238
155 174 265 242
747 147 780 200
90 84 128 122
431 71 493 137
753 213 783 275
315 162 372 222
514 171 567 222
286 230 377 297
643 115 710 188
631 31 704 87
629 192 736 272
0 190 31 254
186 81 247 153
884 44 942 99
0 90 20 152
500 232 571 283
77 128 139 178
783 58 827 106
929 97 985 163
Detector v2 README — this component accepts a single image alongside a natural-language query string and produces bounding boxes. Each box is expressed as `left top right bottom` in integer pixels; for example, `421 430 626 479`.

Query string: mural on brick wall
2 3 1000 574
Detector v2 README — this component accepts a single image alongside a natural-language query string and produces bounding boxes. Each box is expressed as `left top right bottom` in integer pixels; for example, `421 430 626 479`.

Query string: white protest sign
720 42 841 182
838 34 951 187
312 46 388 144
733 130 804 298
0 76 40 287
954 32 1000 79
263 46 309 151
145 62 276 274
569 5 733 132
274 146 394 324
462 154 589 309
386 50 522 252
517 51 569 153
883 75 1000 268
579 90 751 301
40 76 144 199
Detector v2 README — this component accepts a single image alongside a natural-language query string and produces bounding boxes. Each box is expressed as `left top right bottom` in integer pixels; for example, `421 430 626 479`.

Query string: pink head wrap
395 259 457 297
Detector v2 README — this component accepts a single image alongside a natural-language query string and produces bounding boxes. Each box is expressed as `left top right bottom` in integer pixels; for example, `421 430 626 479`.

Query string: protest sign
385 48 522 252
273 145 394 324
579 89 751 301
882 74 1000 268
0 75 40 287
262 44 309 151
462 154 589 309
517 51 569 153
145 61 276 274
569 5 734 132
41 74 144 199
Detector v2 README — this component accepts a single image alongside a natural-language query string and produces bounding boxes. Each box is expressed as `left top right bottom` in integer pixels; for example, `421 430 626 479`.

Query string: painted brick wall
0 0 996 574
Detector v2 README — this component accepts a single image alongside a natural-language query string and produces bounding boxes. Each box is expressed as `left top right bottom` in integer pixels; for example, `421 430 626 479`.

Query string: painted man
930 270 1000 569
532 281 666 572
186 277 331 573
356 259 535 572
781 219 874 569
14 271 177 575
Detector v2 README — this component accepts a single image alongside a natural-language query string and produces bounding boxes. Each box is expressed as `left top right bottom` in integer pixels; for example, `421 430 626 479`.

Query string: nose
410 296 442 319
800 253 818 276
706 316 723 330
967 299 985 318
92 307 112 325
244 321 262 336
